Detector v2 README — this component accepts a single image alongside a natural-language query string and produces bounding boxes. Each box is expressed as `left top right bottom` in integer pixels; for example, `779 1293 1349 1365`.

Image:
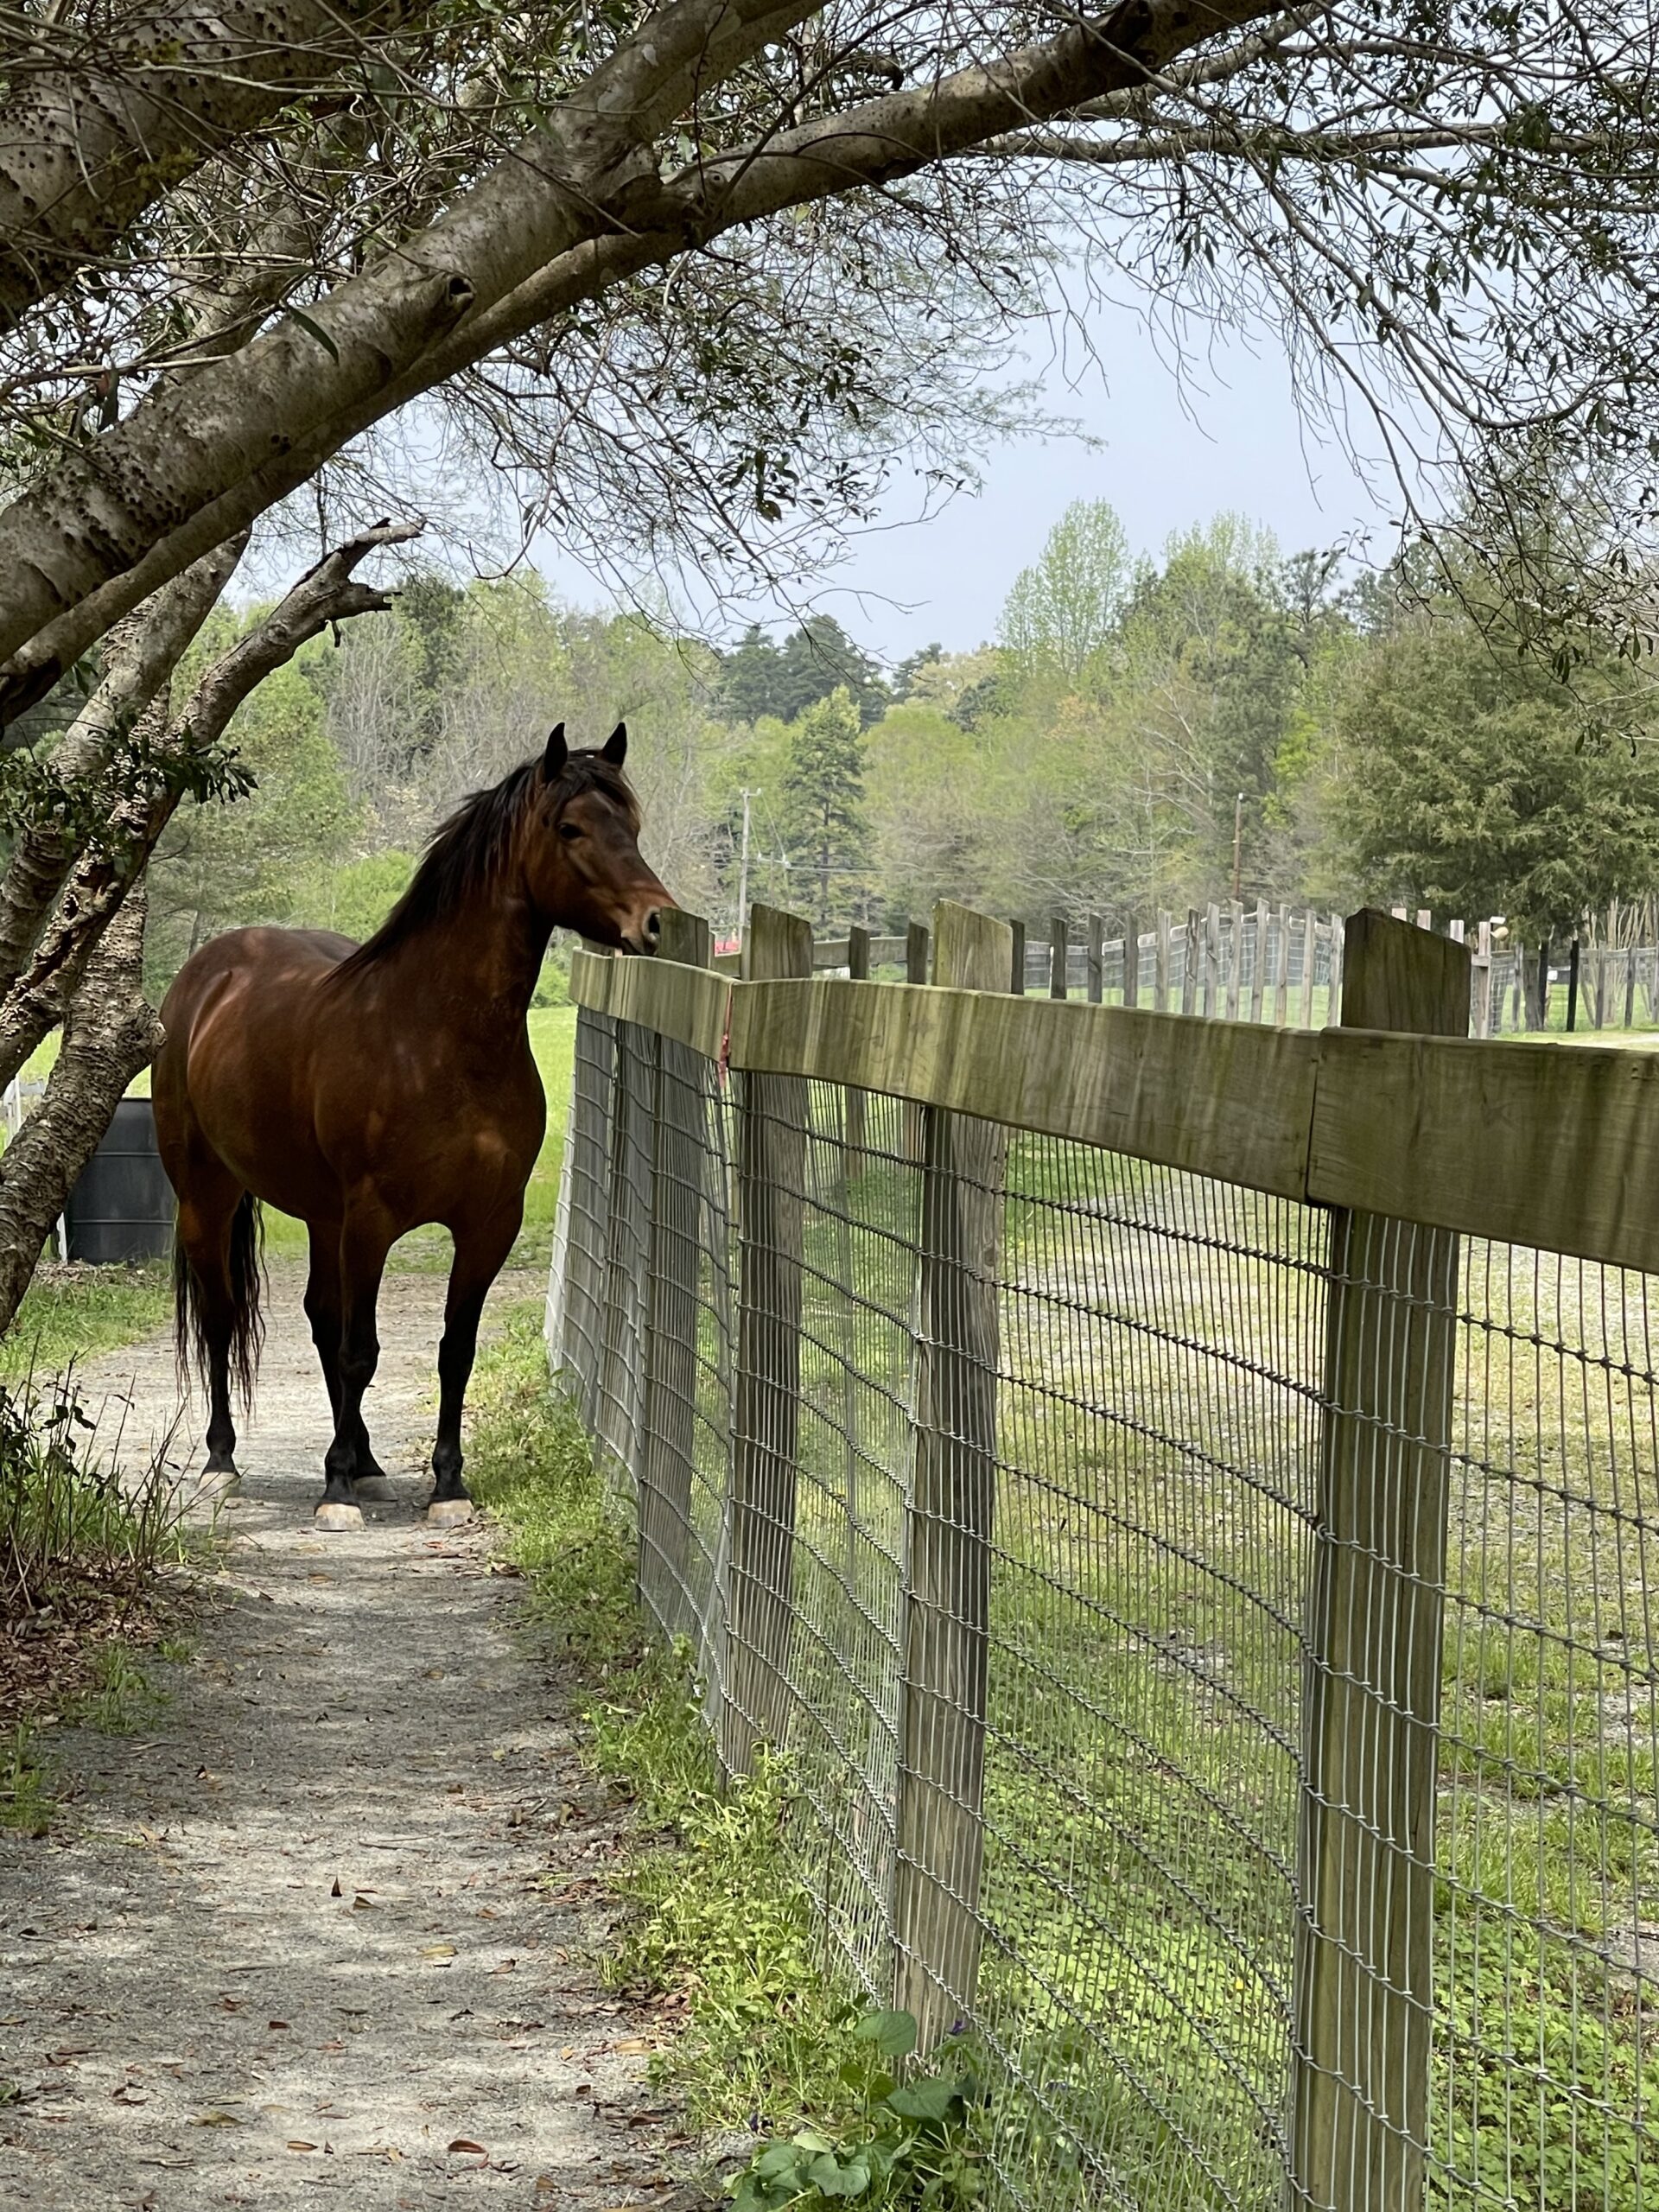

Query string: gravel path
0 1262 681 2209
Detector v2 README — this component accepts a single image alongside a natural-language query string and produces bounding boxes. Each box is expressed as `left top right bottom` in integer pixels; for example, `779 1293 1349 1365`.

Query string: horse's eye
557 822 582 842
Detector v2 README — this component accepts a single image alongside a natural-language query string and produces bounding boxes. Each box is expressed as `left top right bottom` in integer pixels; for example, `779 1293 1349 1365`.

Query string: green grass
0 1262 173 1381
467 1305 874 2141
0 1723 54 1834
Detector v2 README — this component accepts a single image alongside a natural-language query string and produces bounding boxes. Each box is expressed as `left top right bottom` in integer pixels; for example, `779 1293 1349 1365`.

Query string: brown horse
153 723 671 1529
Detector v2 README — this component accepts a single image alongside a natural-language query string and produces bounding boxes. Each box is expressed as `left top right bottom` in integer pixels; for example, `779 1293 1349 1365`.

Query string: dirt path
0 1262 680 2209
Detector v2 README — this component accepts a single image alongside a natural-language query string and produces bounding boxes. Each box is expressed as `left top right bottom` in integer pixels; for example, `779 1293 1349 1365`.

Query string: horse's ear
601 721 627 766
541 723 567 782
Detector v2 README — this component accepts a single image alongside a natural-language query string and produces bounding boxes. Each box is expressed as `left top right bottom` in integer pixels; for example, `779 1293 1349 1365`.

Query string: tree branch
0 536 245 983
0 517 423 1092
0 0 1281 703
0 0 433 331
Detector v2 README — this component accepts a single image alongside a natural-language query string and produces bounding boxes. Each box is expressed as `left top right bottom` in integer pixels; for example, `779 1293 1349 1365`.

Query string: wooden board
569 946 729 1061
1309 1029 1659 1275
730 980 1320 1202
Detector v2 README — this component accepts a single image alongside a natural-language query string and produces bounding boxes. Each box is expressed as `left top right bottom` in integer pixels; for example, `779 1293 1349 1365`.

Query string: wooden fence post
1289 908 1470 2212
1249 899 1268 1022
721 902 814 1778
1155 910 1172 1012
1122 915 1140 1009
1049 915 1068 1000
638 908 714 1629
1472 920 1492 1039
1009 918 1027 995
1182 909 1199 1016
1086 913 1104 1005
558 1006 617 1425
893 899 1012 2051
904 923 931 1163
1300 909 1319 1026
846 925 871 1161
1224 898 1244 1020
1274 905 1291 1027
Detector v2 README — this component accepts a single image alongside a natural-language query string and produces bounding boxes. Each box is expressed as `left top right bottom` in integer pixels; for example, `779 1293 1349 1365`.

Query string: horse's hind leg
428 1203 523 1525
304 1222 392 1500
315 1198 395 1531
175 1166 250 1483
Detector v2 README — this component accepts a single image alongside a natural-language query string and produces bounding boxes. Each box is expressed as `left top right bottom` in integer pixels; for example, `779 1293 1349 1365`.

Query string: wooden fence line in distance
791 906 1659 1035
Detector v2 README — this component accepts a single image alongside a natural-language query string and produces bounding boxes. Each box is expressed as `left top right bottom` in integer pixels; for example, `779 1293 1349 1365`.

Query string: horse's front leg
316 1200 394 1532
428 1204 522 1526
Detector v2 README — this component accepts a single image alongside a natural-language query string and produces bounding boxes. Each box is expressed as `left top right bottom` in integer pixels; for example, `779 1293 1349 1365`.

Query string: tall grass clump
0 1376 185 1618
0 1373 192 1825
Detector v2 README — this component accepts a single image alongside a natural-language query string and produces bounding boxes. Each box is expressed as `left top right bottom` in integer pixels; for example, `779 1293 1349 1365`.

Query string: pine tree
780 685 867 925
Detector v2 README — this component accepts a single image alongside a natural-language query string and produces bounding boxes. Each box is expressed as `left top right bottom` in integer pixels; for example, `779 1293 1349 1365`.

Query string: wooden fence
548 901 1659 2212
795 901 1659 1034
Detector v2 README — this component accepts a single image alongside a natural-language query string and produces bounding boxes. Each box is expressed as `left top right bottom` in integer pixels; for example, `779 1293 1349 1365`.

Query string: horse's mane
331 750 640 980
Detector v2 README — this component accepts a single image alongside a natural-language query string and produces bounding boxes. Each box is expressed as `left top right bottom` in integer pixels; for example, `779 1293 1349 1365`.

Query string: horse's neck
378 880 550 1028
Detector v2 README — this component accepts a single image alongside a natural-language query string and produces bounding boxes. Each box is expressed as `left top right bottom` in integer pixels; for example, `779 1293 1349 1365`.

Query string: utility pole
1231 791 1244 902
736 787 754 945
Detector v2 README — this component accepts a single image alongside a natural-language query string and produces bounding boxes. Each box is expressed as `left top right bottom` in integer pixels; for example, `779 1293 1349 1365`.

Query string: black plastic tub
65 1097 175 1264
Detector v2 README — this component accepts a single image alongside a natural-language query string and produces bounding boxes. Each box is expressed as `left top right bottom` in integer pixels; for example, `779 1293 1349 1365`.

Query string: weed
73 1643 166 1734
732 2010 987 2210
0 1723 53 1835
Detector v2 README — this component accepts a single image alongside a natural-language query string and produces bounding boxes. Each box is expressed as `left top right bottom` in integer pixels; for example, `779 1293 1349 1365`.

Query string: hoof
192 1465 240 1498
353 1475 395 1502
315 1500 364 1532
426 1497 474 1527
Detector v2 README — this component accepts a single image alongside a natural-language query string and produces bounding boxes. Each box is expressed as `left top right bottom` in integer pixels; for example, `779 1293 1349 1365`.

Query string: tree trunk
0 890 159 1340
0 540 245 997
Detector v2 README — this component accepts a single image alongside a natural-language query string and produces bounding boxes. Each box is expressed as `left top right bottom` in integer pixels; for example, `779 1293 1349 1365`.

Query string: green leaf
887 2076 961 2123
853 2008 917 2059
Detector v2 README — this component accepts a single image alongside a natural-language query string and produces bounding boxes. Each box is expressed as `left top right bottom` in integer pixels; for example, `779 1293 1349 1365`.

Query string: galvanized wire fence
547 944 1658 2212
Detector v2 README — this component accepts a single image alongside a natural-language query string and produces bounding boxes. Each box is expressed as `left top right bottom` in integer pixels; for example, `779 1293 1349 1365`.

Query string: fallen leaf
448 2139 487 2157
421 1944 456 1961
268 2021 289 2031
190 2110 242 2127
612 2037 652 2055
330 1878 342 1898
287 2140 319 2153
352 1895 375 1911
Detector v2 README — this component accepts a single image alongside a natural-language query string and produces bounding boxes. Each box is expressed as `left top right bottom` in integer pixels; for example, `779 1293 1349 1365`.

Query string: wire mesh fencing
550 997 1658 2212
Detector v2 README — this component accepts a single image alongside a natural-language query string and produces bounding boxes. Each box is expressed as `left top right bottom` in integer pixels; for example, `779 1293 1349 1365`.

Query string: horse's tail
174 1192 266 1411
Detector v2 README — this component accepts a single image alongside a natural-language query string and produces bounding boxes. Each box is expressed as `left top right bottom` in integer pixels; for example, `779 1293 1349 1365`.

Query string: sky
530 288 1404 667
